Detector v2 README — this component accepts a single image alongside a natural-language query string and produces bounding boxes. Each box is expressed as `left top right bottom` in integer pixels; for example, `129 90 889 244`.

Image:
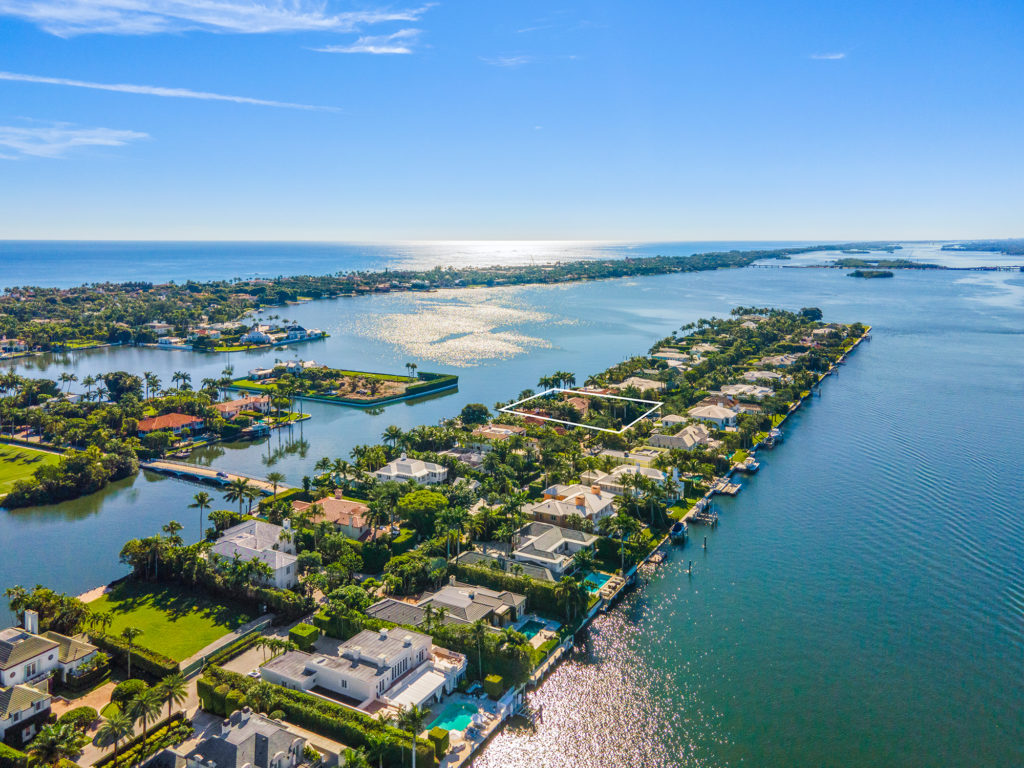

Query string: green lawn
0 444 60 496
87 582 255 661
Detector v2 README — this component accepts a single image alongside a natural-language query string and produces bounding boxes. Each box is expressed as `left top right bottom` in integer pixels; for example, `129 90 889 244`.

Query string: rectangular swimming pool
428 701 478 732
584 571 611 592
519 619 547 639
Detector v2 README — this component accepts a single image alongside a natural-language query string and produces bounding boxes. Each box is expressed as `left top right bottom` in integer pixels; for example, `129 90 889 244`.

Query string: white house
720 384 774 399
144 321 173 336
0 683 51 747
743 370 785 383
248 368 276 380
580 465 677 500
240 325 274 345
658 414 688 427
613 376 665 392
512 522 598 577
261 628 465 710
373 453 448 484
210 520 298 589
281 326 323 342
525 484 615 525
649 423 715 450
0 612 99 689
687 404 738 429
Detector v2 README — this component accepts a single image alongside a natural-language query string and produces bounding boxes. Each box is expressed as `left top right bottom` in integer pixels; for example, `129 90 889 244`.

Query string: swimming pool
584 571 611 592
519 619 547 639
428 701 478 732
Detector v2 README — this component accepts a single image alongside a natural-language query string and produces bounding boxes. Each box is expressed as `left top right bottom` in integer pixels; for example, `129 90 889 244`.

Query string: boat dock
140 460 294 495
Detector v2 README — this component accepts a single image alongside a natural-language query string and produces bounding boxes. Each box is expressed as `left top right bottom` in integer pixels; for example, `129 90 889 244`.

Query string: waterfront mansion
261 627 465 711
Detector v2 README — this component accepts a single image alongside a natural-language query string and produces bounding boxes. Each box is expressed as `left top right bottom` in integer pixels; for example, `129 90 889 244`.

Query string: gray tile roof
0 629 59 670
42 632 97 664
0 684 49 718
365 599 427 627
455 551 556 582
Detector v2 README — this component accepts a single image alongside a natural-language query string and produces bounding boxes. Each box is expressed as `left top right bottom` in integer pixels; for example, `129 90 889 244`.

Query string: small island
848 269 894 279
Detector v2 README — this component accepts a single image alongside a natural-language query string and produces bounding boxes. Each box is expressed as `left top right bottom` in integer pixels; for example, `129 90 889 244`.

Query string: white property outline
499 388 663 434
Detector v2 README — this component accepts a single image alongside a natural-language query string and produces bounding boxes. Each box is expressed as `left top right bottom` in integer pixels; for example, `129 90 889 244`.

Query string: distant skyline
1 0 1022 240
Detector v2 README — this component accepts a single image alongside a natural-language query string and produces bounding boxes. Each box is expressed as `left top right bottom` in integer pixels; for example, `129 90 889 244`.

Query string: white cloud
481 55 532 68
0 71 335 111
0 0 433 37
314 28 419 54
810 52 846 60
0 122 147 158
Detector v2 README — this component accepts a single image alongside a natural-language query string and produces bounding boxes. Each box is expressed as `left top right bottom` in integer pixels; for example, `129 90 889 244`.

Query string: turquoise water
428 700 478 732
1 243 1022 765
583 572 612 593
520 620 547 640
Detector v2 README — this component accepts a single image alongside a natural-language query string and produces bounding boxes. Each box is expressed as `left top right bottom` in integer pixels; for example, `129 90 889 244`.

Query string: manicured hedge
57 706 98 731
199 666 434 767
427 727 449 759
483 674 504 699
111 679 149 705
94 714 192 768
0 743 27 768
205 632 262 667
91 634 179 679
451 561 559 616
289 623 319 651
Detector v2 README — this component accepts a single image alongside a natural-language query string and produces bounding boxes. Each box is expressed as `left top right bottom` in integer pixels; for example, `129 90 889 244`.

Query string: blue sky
0 0 1022 240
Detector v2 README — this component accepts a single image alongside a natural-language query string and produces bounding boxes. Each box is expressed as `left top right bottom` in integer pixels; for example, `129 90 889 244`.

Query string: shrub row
94 713 193 768
198 667 434 767
204 632 262 667
0 743 27 768
91 633 179 679
450 561 561 616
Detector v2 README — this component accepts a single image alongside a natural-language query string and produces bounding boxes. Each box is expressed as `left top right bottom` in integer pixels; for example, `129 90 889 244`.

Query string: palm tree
96 713 134 765
396 704 429 768
162 520 184 547
382 425 404 449
157 673 188 720
126 686 163 746
90 611 114 636
189 491 212 539
28 723 85 766
555 576 588 622
341 748 370 768
82 374 97 400
223 477 252 515
143 372 160 400
121 626 144 678
363 732 388 768
266 471 286 498
468 619 488 681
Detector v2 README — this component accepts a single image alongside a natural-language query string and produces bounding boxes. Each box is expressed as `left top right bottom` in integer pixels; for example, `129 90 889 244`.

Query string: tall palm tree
396 704 429 768
266 471 286 498
157 673 188 720
126 686 163 746
189 491 212 539
28 723 85 766
223 477 252 514
382 425 404 449
96 713 134 765
555 575 588 622
90 611 114 636
121 626 144 678
468 619 488 681
143 372 160 400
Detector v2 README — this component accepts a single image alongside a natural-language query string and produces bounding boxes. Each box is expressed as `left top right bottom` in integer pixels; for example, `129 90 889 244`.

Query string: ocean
0 241 1021 766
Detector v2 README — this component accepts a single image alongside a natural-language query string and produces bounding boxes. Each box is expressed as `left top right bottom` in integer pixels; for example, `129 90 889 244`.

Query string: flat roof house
373 453 448 485
261 628 465 711
512 522 598 577
210 521 298 589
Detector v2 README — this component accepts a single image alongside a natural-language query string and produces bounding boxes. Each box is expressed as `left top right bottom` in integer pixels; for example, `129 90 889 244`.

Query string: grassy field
87 582 256 661
0 443 60 497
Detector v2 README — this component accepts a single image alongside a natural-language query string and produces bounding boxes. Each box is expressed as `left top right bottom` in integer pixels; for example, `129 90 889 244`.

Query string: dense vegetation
0 243 892 350
848 270 894 278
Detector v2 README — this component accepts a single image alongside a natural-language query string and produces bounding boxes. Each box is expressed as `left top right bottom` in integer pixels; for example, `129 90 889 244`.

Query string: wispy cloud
810 52 846 60
481 55 533 68
0 122 147 158
0 71 335 111
314 28 419 54
0 0 433 37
